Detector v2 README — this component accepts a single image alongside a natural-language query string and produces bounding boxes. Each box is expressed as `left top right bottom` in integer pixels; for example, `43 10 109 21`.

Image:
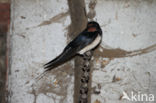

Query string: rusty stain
37 11 69 27
94 44 156 58
102 60 109 65
119 94 123 100
112 75 121 82
101 59 112 68
53 79 58 86
94 99 101 103
95 58 100 65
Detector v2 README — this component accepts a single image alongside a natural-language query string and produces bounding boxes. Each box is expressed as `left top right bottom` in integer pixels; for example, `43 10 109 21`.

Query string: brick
0 2 10 103
0 3 10 34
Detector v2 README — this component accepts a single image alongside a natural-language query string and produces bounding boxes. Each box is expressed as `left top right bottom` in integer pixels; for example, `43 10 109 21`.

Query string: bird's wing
44 46 77 70
44 31 99 71
68 31 99 52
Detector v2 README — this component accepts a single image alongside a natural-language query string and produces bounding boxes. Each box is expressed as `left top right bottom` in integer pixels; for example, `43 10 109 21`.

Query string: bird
44 21 102 71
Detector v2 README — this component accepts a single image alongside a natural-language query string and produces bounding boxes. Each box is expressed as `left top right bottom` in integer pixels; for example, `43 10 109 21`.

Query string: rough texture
0 27 7 103
9 0 73 103
67 0 88 103
85 0 156 103
0 2 10 103
79 51 92 103
9 0 156 103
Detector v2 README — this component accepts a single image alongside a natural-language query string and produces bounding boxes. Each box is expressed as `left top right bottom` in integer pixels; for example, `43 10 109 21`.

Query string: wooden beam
67 0 88 103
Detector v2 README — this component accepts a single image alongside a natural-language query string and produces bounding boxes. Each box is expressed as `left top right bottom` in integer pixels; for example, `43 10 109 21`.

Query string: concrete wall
9 0 72 103
86 0 156 103
9 0 156 103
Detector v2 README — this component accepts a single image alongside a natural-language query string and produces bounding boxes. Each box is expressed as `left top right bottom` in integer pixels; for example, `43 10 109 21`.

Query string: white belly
79 35 101 54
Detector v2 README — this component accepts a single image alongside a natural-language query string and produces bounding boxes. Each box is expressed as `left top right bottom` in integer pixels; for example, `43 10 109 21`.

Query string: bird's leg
79 51 93 103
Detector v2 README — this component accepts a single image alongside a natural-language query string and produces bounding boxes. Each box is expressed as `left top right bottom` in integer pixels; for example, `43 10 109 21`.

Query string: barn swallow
44 21 102 71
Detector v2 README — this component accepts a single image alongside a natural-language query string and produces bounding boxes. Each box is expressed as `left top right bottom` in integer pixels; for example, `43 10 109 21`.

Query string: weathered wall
9 0 73 103
9 0 156 103
85 0 156 103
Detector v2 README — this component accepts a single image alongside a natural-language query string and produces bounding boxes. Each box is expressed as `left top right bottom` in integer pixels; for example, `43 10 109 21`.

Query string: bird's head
87 21 102 35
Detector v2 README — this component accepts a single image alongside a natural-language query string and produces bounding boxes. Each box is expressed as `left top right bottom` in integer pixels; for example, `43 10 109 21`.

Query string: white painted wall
9 0 73 103
85 0 156 103
9 0 156 103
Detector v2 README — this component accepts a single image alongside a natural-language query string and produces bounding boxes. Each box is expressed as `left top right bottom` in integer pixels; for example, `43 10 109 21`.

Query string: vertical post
67 0 88 103
79 51 92 103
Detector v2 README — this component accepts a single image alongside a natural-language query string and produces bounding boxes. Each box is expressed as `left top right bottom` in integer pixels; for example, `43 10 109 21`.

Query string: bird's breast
79 34 101 54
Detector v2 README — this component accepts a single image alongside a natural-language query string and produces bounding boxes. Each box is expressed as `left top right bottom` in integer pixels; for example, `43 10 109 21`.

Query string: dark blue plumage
44 21 102 70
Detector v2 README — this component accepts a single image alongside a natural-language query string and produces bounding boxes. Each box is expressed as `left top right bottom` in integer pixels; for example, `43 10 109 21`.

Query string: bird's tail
44 48 76 71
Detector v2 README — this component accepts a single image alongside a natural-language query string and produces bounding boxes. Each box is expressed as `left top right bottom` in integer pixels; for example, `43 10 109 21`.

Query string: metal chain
79 51 92 103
